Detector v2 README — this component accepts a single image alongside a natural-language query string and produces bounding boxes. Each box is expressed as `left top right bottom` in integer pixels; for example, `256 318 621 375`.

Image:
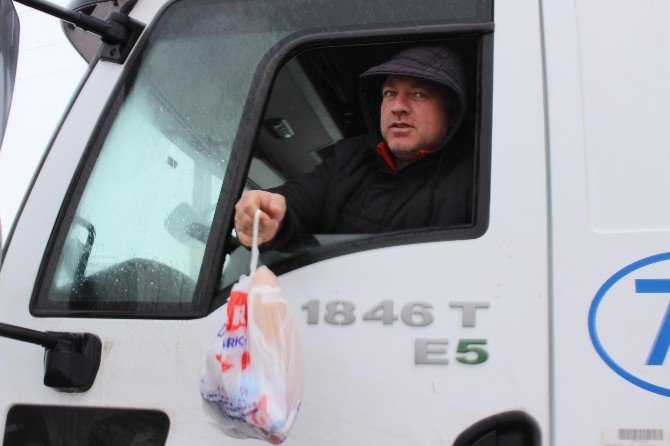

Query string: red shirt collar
376 141 431 173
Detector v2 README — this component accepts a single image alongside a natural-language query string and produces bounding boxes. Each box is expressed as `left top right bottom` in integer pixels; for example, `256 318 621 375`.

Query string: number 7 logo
636 279 670 365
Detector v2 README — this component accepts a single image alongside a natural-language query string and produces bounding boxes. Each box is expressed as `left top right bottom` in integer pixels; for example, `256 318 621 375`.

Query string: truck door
544 0 670 443
0 0 548 444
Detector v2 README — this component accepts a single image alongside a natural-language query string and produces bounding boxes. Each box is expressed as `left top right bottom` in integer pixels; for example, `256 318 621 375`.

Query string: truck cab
1 0 670 444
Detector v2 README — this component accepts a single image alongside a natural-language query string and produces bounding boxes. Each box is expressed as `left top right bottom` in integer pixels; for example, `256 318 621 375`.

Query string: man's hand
234 190 286 247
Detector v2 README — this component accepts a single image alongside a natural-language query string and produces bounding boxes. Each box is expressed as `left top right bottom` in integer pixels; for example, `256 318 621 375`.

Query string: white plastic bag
201 210 305 444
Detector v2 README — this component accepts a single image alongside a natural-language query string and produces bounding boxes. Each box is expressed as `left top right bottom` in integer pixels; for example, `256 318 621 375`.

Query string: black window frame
211 29 494 312
30 0 494 319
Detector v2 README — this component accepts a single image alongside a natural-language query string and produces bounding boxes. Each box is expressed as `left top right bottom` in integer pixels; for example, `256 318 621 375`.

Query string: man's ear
443 88 458 120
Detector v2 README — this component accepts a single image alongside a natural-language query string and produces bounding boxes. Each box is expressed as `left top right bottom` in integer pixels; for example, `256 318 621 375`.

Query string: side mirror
0 322 102 392
0 0 20 265
165 202 210 245
0 0 20 150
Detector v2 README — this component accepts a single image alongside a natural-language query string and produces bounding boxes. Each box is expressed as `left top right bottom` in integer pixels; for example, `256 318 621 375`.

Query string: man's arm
233 150 337 248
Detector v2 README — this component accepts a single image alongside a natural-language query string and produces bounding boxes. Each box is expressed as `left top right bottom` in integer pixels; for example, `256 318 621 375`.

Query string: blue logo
221 335 246 349
589 252 670 397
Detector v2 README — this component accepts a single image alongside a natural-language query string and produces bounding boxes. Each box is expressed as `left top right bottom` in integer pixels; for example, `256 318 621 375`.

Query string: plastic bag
201 210 305 444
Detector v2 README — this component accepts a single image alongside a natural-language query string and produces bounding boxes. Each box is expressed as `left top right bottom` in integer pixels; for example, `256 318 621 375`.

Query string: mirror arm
0 321 69 348
13 0 143 63
15 0 123 43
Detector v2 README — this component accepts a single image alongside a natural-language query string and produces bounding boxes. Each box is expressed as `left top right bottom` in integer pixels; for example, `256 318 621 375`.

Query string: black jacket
271 135 473 238
270 45 473 243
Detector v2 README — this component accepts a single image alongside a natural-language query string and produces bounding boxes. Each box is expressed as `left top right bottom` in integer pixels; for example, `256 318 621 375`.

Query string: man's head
359 45 467 160
380 74 453 162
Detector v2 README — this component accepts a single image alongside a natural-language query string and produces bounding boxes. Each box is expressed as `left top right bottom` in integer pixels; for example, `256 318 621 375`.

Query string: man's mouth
389 123 414 129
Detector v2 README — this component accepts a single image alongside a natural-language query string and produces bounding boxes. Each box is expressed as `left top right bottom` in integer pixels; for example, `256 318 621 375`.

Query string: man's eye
382 90 396 97
413 91 428 98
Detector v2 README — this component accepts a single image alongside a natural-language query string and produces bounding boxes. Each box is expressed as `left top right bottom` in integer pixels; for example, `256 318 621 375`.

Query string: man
234 45 472 247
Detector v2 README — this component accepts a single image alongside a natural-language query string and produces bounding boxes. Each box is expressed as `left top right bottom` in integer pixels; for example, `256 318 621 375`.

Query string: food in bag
201 211 305 444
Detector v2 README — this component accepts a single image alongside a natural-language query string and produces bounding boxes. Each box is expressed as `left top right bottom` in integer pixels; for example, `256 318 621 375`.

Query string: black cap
359 45 467 142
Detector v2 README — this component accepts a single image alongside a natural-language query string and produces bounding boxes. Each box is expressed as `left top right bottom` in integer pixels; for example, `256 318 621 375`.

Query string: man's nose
391 93 410 114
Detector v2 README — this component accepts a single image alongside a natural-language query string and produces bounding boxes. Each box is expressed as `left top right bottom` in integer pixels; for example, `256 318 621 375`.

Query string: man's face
380 75 451 164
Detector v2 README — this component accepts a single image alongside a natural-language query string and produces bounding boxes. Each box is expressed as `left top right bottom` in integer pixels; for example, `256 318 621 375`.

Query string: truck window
218 40 491 293
33 0 492 317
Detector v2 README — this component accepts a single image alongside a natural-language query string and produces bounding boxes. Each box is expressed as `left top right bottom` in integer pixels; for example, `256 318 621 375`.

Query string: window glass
41 7 276 310
46 60 227 307
3 405 169 446
38 0 491 314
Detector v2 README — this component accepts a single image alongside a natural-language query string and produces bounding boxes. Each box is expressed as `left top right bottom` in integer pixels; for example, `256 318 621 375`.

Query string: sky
0 1 86 245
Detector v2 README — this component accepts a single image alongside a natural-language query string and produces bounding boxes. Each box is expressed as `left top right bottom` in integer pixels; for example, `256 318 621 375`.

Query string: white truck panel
544 0 670 444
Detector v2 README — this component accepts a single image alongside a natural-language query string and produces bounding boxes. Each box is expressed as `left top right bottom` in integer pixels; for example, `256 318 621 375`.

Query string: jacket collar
375 141 437 174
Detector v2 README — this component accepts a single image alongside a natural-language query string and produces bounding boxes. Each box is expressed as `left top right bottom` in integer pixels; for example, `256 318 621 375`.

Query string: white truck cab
1 0 670 444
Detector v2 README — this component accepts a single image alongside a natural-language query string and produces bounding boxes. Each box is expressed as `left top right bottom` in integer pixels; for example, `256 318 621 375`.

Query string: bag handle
249 209 261 274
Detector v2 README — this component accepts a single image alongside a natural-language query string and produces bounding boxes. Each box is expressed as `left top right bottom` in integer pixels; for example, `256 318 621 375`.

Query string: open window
218 37 491 293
